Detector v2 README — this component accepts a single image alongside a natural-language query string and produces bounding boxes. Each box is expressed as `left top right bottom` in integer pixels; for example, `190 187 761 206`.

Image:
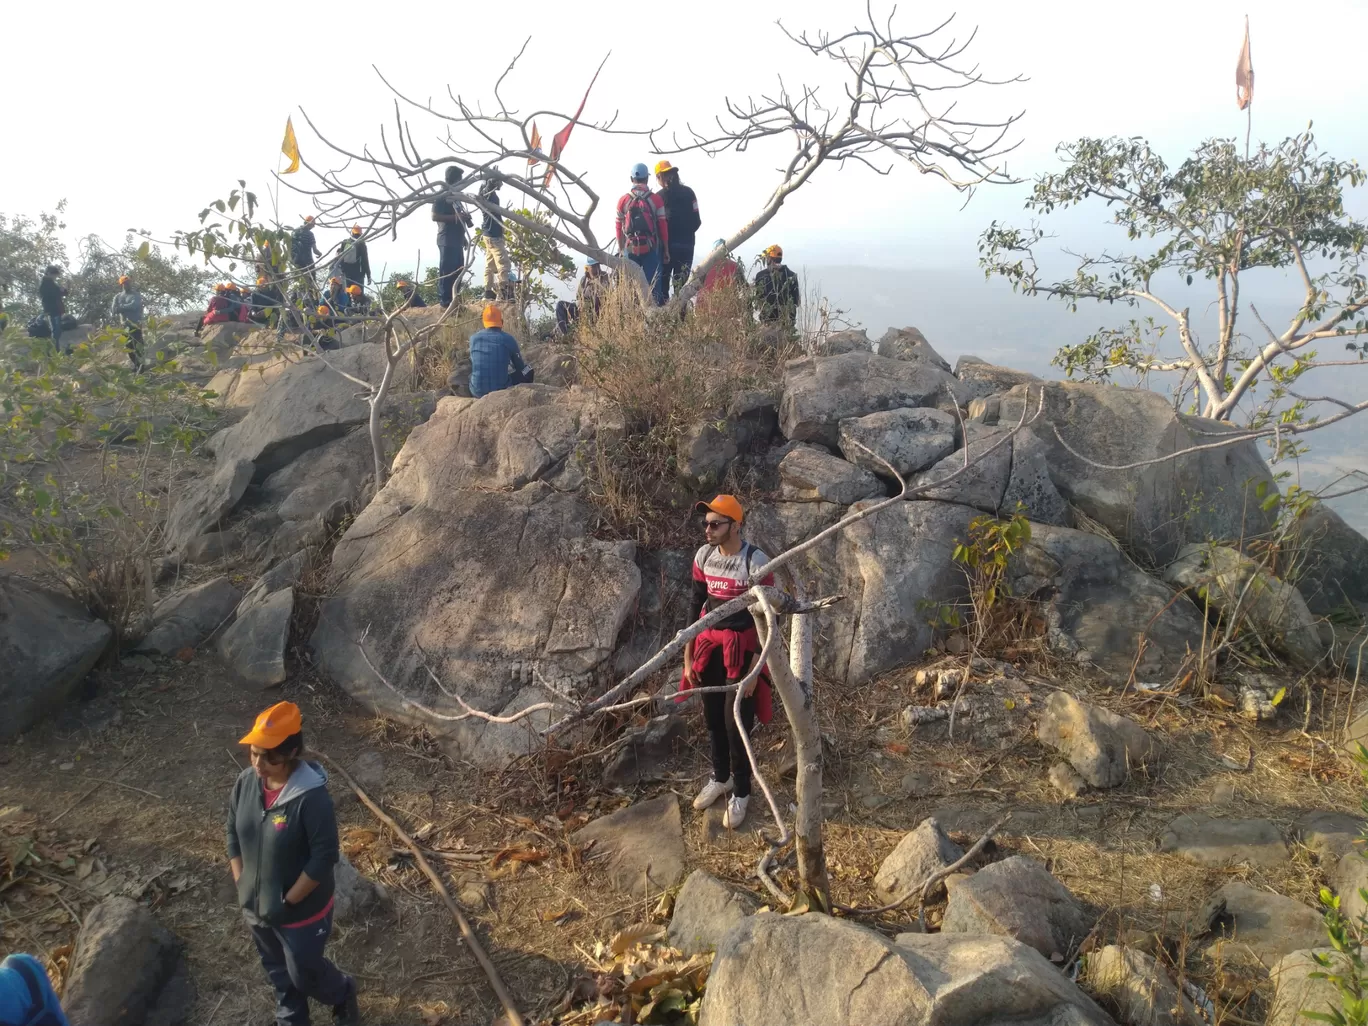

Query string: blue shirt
469 327 527 398
0 953 70 1026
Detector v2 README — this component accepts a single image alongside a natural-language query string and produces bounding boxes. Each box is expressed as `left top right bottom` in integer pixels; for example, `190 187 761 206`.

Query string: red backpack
622 192 660 257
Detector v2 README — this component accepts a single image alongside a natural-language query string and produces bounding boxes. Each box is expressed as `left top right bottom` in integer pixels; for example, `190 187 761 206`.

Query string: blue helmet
586 257 599 266
630 162 649 181
713 239 727 250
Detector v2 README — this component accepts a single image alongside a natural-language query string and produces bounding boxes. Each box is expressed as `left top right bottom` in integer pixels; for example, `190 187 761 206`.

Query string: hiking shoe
333 976 360 1025
692 778 732 810
722 795 749 829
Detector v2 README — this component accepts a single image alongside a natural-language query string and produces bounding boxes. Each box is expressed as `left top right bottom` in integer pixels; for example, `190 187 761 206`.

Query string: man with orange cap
753 244 800 326
290 215 321 278
654 161 701 300
338 225 371 290
226 701 359 1025
394 279 427 309
108 274 144 370
680 495 775 830
466 304 531 398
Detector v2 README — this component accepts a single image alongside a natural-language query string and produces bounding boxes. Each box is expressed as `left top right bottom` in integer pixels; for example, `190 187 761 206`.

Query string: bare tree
281 8 1022 309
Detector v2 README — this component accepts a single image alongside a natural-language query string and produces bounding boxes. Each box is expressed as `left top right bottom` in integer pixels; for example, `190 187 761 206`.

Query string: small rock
1295 810 1364 862
1268 949 1346 1026
333 854 388 921
836 407 958 477
348 751 385 795
602 714 685 786
668 870 761 955
137 576 242 655
457 874 492 910
571 795 686 898
1048 761 1087 799
874 818 965 903
182 530 242 565
778 447 885 505
899 769 934 797
1332 850 1368 921
1036 691 1160 789
1159 814 1289 867
1087 944 1201 1026
63 897 189 1026
1198 882 1324 965
216 587 293 688
940 855 1094 959
1210 780 1236 804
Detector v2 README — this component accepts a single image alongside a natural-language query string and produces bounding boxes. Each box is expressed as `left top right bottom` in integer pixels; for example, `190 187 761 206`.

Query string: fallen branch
318 753 525 1026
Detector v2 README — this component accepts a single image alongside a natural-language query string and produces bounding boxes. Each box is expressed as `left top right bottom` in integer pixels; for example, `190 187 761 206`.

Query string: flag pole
1242 14 1252 160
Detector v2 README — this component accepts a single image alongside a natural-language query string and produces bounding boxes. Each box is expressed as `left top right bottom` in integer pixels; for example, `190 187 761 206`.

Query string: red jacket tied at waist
678 625 773 724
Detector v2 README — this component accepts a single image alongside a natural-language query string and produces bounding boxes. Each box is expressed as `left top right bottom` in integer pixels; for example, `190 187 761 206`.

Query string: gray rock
571 795 685 898
1086 944 1200 1026
242 550 310 609
0 575 112 740
954 360 1042 402
602 714 686 786
940 855 1094 960
1287 503 1368 617
1268 949 1344 1026
995 381 1277 565
1159 815 1289 868
333 854 388 921
1036 692 1161 789
667 870 761 955
164 458 254 554
874 818 965 903
181 530 242 565
63 897 189 1026
913 425 1013 512
217 587 293 687
259 427 374 507
1008 524 1206 679
137 576 242 655
1198 882 1324 966
816 328 873 355
779 350 964 447
1295 810 1364 862
209 344 403 479
253 515 329 567
1164 544 1325 666
1002 428 1071 527
311 389 640 765
1049 762 1088 798
838 407 958 477
727 390 780 450
277 479 357 523
699 913 1112 1026
347 751 386 795
199 320 253 358
1332 850 1368 921
779 447 885 505
677 419 738 487
876 327 952 371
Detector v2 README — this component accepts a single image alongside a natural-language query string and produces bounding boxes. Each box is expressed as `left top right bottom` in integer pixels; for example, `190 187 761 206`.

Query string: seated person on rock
394 279 426 309
323 276 350 315
344 283 370 316
249 276 285 325
195 283 236 335
554 258 609 337
307 304 341 351
467 303 532 398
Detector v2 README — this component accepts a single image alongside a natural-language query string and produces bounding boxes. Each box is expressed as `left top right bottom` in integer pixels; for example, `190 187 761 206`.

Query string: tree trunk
368 337 400 498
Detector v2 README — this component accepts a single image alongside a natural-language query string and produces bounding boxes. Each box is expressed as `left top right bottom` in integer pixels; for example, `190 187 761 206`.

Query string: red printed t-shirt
691 542 774 631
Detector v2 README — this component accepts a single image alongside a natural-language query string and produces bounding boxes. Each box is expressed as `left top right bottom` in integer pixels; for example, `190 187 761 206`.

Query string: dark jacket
399 287 427 309
39 276 64 317
290 225 318 268
225 761 338 927
339 237 371 282
754 263 801 323
659 182 701 247
480 188 505 241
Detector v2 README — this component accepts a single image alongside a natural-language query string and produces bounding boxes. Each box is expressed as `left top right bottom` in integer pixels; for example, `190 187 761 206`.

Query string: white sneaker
692 778 732 810
722 795 749 829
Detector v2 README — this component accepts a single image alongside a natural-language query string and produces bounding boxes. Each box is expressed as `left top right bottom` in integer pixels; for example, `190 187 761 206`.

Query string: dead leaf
540 906 579 926
174 647 195 663
75 858 94 881
610 923 666 955
412 822 436 842
885 742 910 756
490 846 547 867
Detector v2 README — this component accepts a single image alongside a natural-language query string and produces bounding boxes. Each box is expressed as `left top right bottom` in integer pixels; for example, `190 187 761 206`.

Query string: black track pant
699 646 757 799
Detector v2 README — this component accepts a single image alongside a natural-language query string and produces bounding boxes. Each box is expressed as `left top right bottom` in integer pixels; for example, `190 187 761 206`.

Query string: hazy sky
4 0 1366 278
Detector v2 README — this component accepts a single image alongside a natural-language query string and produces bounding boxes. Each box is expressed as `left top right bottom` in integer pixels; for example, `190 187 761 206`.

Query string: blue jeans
629 249 664 306
249 908 352 1025
438 239 466 308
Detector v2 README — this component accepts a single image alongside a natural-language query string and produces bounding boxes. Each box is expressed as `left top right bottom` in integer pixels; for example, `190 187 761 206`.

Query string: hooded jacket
225 760 338 927
109 289 144 324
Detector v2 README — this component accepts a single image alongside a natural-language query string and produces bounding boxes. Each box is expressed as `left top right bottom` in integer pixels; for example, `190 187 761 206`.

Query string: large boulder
939 855 1094 960
876 327 953 370
311 387 640 764
259 426 374 506
838 407 958 478
995 381 1277 564
1036 692 1161 789
914 425 1070 526
778 447 885 504
699 913 1112 1026
570 795 685 898
1008 523 1205 678
1164 544 1324 666
954 356 1042 402
62 897 189 1026
1159 816 1289 869
1 575 112 739
1086 944 1200 1026
668 870 761 955
137 576 242 655
208 345 404 480
779 351 964 447
217 587 293 687
1288 504 1368 616
163 457 254 554
1268 949 1344 1026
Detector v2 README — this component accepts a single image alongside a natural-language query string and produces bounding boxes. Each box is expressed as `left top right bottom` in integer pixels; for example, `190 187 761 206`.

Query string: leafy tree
65 235 214 323
491 207 576 314
979 129 1368 462
0 205 69 319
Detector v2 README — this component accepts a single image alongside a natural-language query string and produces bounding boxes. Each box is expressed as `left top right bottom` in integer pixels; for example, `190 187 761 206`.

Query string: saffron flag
281 117 301 174
542 56 608 189
1235 17 1254 110
528 123 543 167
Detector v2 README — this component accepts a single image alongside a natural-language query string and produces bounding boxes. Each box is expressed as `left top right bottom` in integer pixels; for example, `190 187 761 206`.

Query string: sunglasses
703 518 733 532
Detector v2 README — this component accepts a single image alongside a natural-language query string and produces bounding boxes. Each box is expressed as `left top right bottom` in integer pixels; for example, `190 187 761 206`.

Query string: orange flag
1235 16 1254 110
542 55 608 189
527 123 542 167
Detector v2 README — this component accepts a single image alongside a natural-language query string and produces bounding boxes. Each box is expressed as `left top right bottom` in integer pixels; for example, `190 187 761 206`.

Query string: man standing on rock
290 216 321 285
479 178 512 301
108 274 144 370
615 163 669 305
681 495 775 830
38 264 66 352
753 244 801 327
433 166 473 309
654 161 700 300
467 304 531 398
338 226 371 290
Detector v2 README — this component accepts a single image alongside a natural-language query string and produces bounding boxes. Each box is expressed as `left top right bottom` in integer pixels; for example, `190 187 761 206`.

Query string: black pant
438 240 466 308
667 241 695 299
555 300 579 336
699 647 757 799
249 907 351 1026
124 325 143 370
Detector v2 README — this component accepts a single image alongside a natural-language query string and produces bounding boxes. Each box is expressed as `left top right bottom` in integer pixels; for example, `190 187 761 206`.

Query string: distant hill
804 264 1368 532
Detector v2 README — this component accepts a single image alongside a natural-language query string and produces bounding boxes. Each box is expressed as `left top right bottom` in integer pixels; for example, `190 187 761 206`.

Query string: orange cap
257 276 267 285
395 280 410 289
303 215 315 223
346 284 362 296
482 303 503 328
351 225 362 235
239 701 302 747
763 244 783 260
316 304 330 317
117 275 130 286
654 160 675 175
696 494 745 523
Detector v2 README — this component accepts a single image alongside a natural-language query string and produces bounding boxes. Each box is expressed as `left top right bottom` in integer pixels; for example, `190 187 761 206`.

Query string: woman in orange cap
226 702 359 1025
654 160 701 301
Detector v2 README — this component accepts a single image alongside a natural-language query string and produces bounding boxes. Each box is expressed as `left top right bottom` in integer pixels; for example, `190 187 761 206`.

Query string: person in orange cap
753 244 800 326
681 495 775 830
393 279 427 309
654 160 701 300
338 225 371 290
465 303 531 397
290 215 321 278
109 274 144 370
226 702 360 1025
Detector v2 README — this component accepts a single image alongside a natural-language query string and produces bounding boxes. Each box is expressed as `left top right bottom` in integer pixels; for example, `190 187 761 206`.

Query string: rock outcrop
62 897 191 1026
1036 692 1161 788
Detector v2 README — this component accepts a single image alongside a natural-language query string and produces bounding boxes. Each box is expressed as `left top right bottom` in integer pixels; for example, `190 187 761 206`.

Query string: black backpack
26 315 51 338
291 228 313 266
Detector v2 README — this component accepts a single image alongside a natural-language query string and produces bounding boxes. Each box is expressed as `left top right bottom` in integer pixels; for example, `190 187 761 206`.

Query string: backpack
291 228 313 266
26 315 51 338
622 192 659 257
340 240 361 267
